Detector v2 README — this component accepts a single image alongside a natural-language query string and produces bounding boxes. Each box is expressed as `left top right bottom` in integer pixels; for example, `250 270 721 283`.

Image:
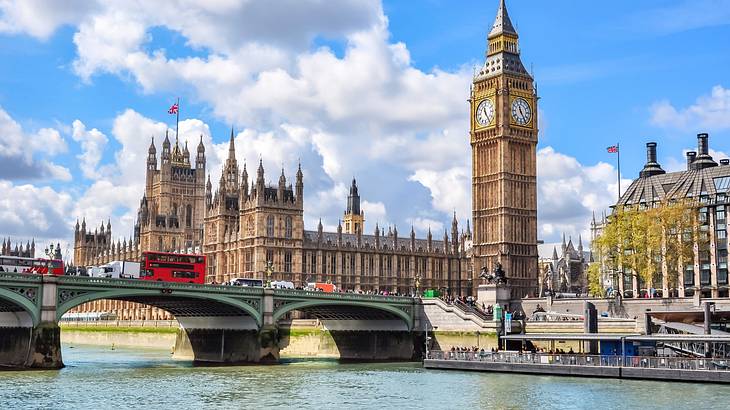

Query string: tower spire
228 127 236 160
489 0 517 39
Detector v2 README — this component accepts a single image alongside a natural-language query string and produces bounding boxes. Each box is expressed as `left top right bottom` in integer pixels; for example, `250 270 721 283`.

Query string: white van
271 280 295 289
96 261 141 279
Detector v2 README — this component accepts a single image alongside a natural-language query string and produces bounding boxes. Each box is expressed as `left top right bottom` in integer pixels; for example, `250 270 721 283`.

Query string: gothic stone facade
538 235 589 295
203 134 474 296
470 0 539 297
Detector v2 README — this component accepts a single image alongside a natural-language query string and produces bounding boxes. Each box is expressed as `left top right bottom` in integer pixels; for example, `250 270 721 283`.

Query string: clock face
511 97 532 126
475 99 495 127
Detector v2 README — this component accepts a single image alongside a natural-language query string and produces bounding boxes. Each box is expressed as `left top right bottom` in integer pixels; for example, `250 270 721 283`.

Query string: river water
1 343 729 409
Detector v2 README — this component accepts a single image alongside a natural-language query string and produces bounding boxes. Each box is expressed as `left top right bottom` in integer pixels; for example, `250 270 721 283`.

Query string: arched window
285 216 293 239
186 204 192 227
267 215 274 237
172 237 176 251
158 237 163 251
284 251 292 273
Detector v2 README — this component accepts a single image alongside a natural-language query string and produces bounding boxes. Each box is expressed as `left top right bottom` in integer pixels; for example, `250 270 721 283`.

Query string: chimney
698 133 709 155
639 142 665 178
692 133 718 170
687 151 697 170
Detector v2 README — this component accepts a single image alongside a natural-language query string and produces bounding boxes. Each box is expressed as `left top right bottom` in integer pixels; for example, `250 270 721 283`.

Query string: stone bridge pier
0 275 63 369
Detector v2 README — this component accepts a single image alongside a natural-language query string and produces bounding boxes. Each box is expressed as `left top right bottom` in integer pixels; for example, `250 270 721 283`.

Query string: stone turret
196 135 206 170
295 162 304 204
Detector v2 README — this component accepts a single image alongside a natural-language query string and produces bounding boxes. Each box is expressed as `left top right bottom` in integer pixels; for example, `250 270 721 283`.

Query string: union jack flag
168 102 178 115
607 145 619 153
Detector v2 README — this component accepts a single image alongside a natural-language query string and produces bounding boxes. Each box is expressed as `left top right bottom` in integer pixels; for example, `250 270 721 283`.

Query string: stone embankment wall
515 296 725 320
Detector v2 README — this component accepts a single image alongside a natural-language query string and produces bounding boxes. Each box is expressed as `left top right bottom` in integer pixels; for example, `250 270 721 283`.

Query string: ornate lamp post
43 243 56 275
415 274 421 297
265 260 274 288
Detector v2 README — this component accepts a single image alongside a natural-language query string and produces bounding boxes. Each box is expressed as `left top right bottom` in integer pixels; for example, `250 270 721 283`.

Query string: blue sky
0 0 729 258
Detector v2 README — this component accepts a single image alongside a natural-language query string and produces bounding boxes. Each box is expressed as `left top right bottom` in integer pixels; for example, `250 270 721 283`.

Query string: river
1 343 729 409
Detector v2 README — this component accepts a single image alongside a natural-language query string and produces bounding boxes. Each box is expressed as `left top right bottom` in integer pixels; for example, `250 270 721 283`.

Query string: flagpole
617 142 621 201
175 97 180 142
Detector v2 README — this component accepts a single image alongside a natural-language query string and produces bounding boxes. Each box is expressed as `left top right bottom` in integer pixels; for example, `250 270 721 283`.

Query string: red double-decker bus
139 251 206 284
0 256 64 275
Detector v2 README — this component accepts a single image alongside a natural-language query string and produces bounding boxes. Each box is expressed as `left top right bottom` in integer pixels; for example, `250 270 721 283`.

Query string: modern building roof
618 134 730 207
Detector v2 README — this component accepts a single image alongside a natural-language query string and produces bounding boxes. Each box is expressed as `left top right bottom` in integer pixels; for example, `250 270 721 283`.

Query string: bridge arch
57 289 263 328
272 299 414 331
0 287 39 327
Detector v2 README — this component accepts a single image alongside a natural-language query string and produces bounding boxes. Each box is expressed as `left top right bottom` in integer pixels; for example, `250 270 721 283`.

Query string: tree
594 201 696 296
586 263 603 297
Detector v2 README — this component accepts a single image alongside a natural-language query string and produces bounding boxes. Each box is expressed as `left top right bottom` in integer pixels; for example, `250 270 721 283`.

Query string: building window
284 252 292 273
330 253 336 275
158 237 163 251
186 205 192 227
242 250 252 272
266 249 274 266
311 252 317 274
267 215 274 237
285 216 293 239
684 264 695 286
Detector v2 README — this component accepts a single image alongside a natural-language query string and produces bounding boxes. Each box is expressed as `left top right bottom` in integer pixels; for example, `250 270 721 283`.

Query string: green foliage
593 201 696 290
586 263 603 297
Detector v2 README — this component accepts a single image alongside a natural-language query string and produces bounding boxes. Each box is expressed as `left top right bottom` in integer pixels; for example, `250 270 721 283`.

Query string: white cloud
0 180 74 256
650 85 730 131
0 0 98 39
406 217 444 236
362 200 387 228
0 106 70 181
536 147 621 243
71 119 108 179
408 167 470 218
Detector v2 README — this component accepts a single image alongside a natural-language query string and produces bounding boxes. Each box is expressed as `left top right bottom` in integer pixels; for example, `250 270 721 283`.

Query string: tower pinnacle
489 0 517 39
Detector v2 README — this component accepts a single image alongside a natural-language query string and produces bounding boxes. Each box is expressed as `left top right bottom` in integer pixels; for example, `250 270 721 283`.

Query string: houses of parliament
73 0 539 319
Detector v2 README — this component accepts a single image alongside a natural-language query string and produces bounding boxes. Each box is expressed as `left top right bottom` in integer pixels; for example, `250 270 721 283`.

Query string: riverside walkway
425 348 730 383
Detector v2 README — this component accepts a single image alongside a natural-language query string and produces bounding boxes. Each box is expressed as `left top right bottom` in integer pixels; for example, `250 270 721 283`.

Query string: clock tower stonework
471 0 538 298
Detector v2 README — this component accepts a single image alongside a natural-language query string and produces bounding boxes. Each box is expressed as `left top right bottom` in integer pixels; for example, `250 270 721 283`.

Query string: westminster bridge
0 273 427 369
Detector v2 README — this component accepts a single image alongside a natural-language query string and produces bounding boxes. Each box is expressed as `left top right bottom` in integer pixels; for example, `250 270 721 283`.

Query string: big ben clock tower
471 0 538 297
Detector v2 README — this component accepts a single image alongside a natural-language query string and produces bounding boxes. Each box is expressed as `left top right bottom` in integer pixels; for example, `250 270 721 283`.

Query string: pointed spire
279 167 286 186
197 134 205 153
578 234 583 251
148 136 156 153
228 127 236 159
552 246 558 260
489 0 517 39
466 219 472 236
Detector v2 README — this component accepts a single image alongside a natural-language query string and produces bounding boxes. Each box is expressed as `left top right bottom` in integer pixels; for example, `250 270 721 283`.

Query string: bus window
172 271 198 279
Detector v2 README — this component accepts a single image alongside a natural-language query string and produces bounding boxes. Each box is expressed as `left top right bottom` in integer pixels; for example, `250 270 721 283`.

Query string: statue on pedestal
479 262 507 285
